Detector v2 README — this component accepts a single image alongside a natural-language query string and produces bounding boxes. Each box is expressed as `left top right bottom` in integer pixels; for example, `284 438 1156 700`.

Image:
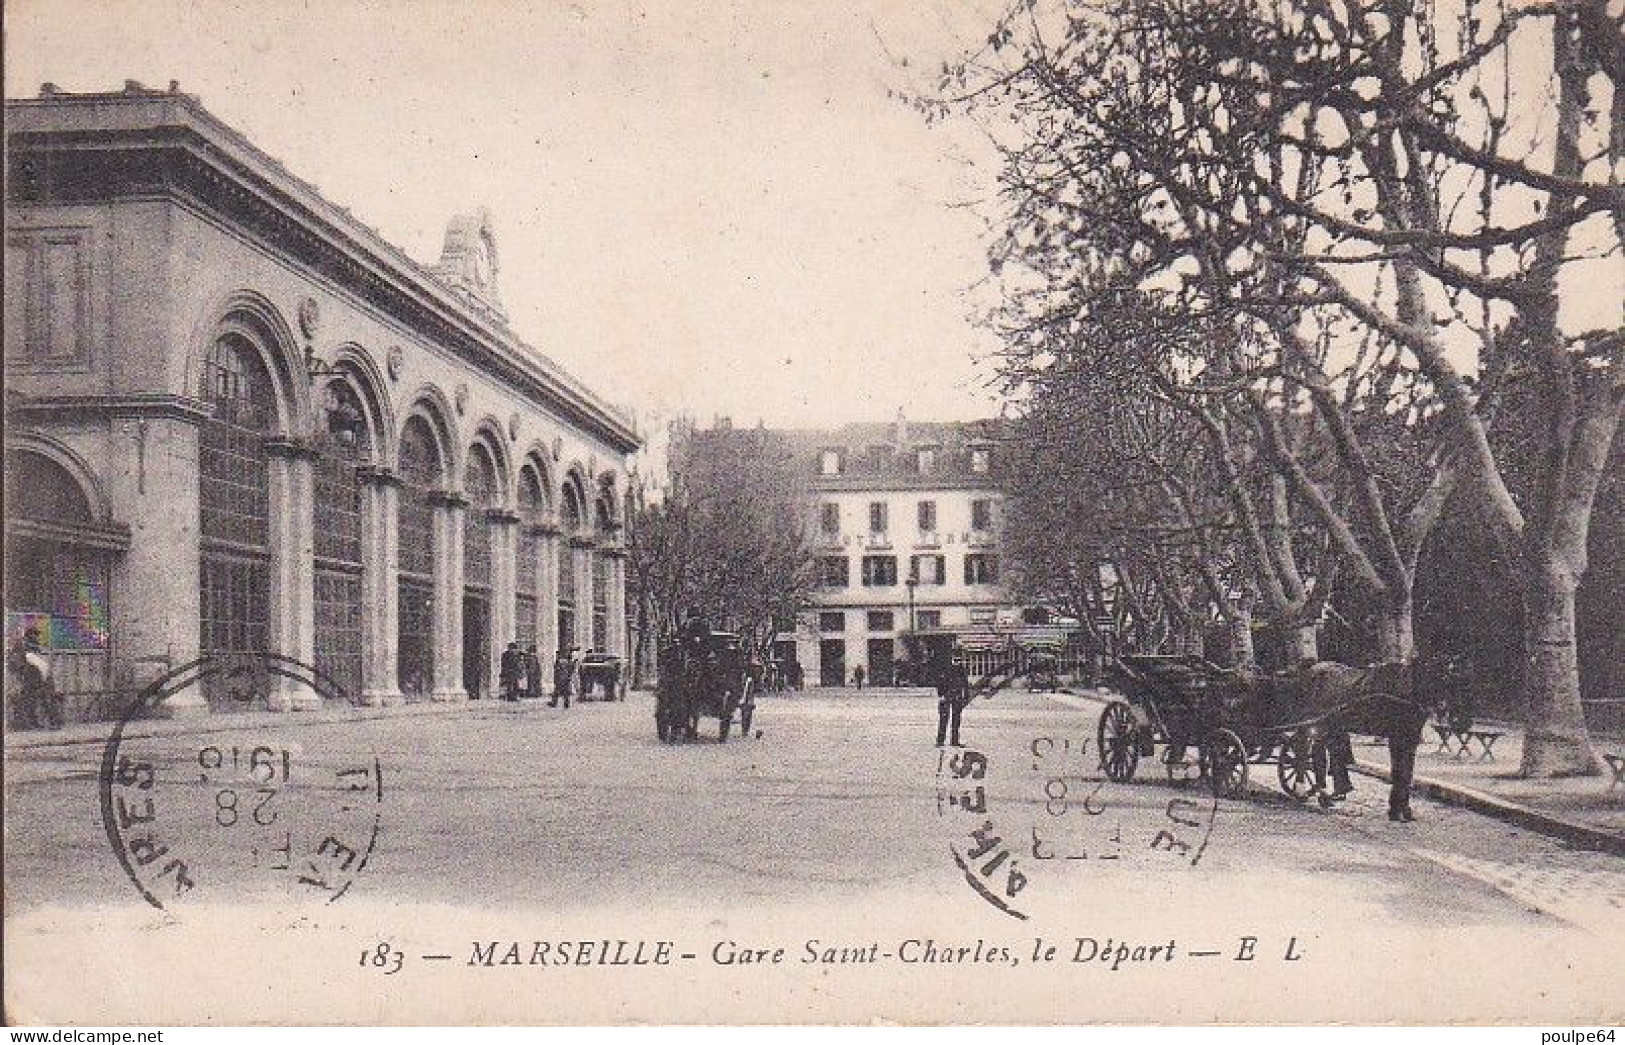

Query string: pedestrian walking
499 641 523 701
852 664 866 690
523 644 541 700
551 647 574 708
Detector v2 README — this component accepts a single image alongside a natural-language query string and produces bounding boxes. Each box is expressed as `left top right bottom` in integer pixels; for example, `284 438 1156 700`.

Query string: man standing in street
499 641 522 702
934 643 970 748
523 644 541 700
551 646 575 708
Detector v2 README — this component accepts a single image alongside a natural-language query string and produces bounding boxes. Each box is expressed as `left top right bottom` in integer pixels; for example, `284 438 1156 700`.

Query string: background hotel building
779 414 1008 686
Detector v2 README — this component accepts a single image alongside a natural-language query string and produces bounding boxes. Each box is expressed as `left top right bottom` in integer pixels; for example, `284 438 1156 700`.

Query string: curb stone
1354 758 1625 858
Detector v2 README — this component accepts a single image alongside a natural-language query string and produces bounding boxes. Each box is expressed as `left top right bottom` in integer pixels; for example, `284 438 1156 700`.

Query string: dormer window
916 446 936 474
820 449 843 476
970 446 991 474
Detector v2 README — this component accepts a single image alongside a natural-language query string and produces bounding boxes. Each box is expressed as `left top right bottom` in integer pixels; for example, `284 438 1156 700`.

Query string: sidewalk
2 695 553 752
1354 724 1625 856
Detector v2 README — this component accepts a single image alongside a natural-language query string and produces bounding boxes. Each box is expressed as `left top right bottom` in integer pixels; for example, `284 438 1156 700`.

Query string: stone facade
4 83 638 718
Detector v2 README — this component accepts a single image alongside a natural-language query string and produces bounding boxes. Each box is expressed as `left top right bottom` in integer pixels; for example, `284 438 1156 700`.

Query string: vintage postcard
4 0 1622 1027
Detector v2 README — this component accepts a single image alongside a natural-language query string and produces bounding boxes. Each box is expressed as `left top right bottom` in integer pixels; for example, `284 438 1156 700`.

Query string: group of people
497 643 592 707
6 626 64 731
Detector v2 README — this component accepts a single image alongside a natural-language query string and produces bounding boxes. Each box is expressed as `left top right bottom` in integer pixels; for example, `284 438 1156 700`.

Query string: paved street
6 687 1623 1023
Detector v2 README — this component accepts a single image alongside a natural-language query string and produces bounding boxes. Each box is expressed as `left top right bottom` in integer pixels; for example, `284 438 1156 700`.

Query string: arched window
396 414 441 699
515 464 548 651
198 334 274 689
312 380 368 699
462 444 499 698
557 481 583 651
5 450 114 699
592 493 615 652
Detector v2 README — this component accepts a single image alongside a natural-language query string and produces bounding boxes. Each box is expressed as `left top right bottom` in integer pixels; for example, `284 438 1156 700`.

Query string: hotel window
972 499 993 531
917 610 943 630
916 447 936 474
964 554 1000 585
869 501 888 534
910 554 946 585
819 611 846 633
866 610 895 632
820 449 842 476
861 555 898 587
916 500 937 533
820 502 841 535
818 556 849 588
970 447 991 474
970 607 997 625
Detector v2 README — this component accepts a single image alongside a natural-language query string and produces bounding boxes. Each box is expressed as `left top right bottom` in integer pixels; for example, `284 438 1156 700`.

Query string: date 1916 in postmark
99 654 386 912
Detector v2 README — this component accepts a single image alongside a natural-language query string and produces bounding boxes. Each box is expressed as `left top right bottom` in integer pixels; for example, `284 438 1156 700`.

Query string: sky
5 0 1013 429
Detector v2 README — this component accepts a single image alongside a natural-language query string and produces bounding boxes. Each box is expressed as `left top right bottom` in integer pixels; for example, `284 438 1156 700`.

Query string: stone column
109 408 206 716
431 491 468 702
358 466 404 706
488 509 520 690
534 524 561 672
266 438 319 711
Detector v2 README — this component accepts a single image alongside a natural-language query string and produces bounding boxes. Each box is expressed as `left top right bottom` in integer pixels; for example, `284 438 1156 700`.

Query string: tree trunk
1282 623 1319 666
1375 598 1415 664
1518 556 1600 777
1226 609 1256 669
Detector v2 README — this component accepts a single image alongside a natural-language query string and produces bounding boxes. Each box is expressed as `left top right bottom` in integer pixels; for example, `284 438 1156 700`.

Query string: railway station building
4 82 640 719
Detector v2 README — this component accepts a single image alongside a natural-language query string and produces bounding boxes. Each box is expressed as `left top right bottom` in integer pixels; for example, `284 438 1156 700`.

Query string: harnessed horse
1297 661 1430 821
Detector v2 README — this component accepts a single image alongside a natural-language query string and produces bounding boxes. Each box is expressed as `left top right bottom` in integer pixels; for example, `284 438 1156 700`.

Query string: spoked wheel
1097 701 1141 782
1277 728 1325 802
1163 745 1202 788
1203 728 1249 798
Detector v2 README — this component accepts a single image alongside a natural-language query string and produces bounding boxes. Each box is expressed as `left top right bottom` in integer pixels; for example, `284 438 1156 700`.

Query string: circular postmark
932 687 1219 922
99 653 385 912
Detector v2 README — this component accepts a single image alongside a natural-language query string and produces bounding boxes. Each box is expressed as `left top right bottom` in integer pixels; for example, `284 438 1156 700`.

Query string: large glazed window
396 415 441 699
198 334 273 683
312 380 368 698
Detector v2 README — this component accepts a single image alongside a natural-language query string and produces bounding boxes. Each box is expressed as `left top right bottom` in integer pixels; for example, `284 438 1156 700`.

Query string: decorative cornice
355 464 403 488
6 95 642 455
429 489 470 510
6 392 211 425
5 516 133 553
263 436 320 461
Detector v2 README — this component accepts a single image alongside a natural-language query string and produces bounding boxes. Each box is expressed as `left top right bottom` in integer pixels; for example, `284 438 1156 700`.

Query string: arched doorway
198 332 275 706
311 380 369 699
462 443 499 699
397 415 441 700
4 449 121 709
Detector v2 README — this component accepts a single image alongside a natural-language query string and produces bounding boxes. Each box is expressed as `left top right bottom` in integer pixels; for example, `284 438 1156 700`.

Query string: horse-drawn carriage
1095 654 1428 818
655 630 756 743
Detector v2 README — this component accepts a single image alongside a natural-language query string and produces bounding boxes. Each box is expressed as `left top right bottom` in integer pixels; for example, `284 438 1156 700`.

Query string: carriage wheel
1277 728 1324 801
1097 701 1141 782
1203 729 1249 798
